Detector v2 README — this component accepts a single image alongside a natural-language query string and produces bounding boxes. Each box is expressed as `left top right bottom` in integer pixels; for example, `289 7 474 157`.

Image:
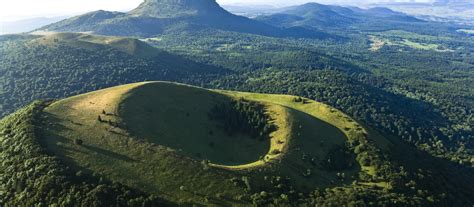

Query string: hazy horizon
0 0 435 22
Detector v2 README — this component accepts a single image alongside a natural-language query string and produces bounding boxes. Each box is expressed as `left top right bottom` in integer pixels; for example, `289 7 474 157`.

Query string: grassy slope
218 91 367 188
40 83 247 205
223 91 372 172
30 32 162 58
39 82 380 204
118 83 271 166
368 30 454 52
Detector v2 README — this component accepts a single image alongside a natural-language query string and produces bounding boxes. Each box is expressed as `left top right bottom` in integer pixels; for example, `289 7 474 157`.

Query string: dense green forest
0 34 223 117
1 2 471 168
0 1 473 205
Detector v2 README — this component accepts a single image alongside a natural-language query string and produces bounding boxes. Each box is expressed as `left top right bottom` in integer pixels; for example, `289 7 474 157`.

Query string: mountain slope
0 82 378 205
38 0 327 38
129 0 229 18
2 82 473 206
0 33 224 118
256 3 424 31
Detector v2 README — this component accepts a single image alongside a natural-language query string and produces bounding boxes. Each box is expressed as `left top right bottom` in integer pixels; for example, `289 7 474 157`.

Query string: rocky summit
129 0 229 18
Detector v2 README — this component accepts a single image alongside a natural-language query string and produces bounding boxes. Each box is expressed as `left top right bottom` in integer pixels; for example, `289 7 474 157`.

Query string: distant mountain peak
129 0 228 18
37 0 329 39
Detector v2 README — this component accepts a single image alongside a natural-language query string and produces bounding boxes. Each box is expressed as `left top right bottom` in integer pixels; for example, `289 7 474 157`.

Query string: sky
0 0 434 22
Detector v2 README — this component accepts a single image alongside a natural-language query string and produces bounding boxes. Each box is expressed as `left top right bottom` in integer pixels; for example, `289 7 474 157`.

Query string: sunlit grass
39 81 383 204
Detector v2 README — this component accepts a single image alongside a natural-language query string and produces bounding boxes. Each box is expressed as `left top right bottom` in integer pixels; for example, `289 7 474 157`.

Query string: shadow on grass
82 144 138 163
38 111 137 163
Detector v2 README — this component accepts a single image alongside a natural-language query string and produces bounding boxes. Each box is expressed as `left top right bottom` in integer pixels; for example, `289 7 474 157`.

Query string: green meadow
38 82 383 205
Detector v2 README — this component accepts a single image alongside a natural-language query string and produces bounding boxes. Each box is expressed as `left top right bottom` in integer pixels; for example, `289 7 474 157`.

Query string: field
368 30 454 52
30 32 160 58
38 82 384 205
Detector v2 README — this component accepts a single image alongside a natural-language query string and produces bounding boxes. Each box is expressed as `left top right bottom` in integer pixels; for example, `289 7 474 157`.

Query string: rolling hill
256 3 425 31
0 32 224 118
0 1 473 205
37 82 368 204
1 82 473 206
38 0 327 39
0 82 384 205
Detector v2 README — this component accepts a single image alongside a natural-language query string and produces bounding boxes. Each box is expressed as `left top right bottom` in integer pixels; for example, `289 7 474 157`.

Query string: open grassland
40 82 248 205
368 30 454 52
30 32 159 57
39 82 385 204
400 39 453 52
374 30 451 41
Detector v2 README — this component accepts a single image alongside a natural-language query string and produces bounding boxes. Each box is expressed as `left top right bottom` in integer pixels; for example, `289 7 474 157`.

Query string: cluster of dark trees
323 145 356 171
208 99 275 139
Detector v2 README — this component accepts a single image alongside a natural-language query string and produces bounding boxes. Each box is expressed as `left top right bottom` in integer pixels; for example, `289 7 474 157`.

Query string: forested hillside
0 34 224 117
0 0 473 205
38 0 327 39
256 3 423 31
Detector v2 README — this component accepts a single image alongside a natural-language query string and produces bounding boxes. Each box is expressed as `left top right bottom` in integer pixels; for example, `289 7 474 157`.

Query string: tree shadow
82 144 137 163
37 111 137 163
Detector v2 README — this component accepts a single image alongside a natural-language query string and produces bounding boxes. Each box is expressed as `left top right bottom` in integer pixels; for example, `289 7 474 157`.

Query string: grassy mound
30 82 375 205
30 32 160 58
